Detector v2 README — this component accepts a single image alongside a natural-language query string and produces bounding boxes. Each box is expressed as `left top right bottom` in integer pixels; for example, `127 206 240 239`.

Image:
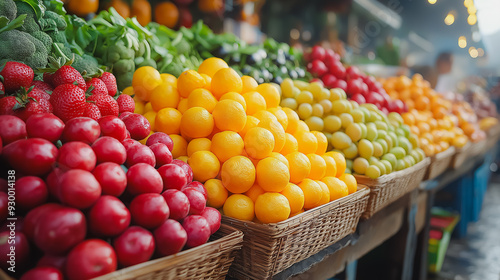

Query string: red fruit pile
306 46 407 114
0 62 136 122
0 64 221 279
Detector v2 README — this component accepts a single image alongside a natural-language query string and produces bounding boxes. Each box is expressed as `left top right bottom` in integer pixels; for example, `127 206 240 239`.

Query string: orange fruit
198 0 223 12
221 156 256 193
256 157 290 192
283 107 300 134
131 0 152 26
150 84 180 111
280 133 299 156
286 152 311 184
280 183 304 214
244 184 265 202
220 92 247 111
269 152 289 168
144 102 154 113
255 193 290 223
296 121 310 133
312 131 328 155
298 179 322 209
244 127 275 159
176 156 188 163
177 98 189 114
242 91 266 115
188 151 220 182
253 110 278 123
239 116 260 138
187 88 217 113
200 74 212 91
294 131 318 154
211 68 242 99
198 57 228 78
258 119 286 153
143 111 156 131
160 73 177 87
313 180 330 207
108 0 131 18
321 176 348 201
325 151 346 177
268 108 288 131
256 84 280 108
306 154 326 180
177 70 206 98
123 86 134 96
187 138 211 157
204 179 228 208
66 0 99 16
322 155 337 177
132 66 162 102
154 2 179 28
170 134 188 159
211 131 244 162
212 100 247 132
180 107 214 138
155 108 182 135
241 76 258 93
223 194 254 221
139 131 153 145
338 174 357 194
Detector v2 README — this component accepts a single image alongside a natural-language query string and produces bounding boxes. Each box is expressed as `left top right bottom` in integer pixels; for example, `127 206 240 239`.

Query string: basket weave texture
355 157 430 219
450 143 471 169
468 139 487 157
223 186 370 280
424 147 456 180
93 224 243 280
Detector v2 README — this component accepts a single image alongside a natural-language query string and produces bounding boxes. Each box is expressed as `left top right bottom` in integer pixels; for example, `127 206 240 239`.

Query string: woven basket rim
353 156 430 186
453 142 471 153
92 224 243 280
222 185 370 235
432 146 456 160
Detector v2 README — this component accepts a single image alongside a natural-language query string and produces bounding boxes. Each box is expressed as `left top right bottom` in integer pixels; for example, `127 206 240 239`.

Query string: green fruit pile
279 79 426 178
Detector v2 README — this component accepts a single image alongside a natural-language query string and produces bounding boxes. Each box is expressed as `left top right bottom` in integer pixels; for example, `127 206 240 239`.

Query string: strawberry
0 81 4 97
116 94 135 113
14 99 52 121
0 62 34 93
28 87 51 101
51 84 86 122
100 72 118 96
31 80 54 94
83 103 102 120
43 72 54 86
86 78 108 95
0 96 19 115
51 66 86 91
87 94 119 117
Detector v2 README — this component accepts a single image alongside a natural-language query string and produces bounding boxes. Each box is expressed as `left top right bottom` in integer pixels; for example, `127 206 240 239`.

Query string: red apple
113 226 155 267
130 193 169 229
146 132 174 151
126 144 156 167
182 188 206 215
158 164 188 190
154 219 187 256
88 196 131 237
162 189 190 221
200 207 221 234
182 181 207 200
182 215 210 248
149 143 173 167
172 159 194 183
93 162 127 197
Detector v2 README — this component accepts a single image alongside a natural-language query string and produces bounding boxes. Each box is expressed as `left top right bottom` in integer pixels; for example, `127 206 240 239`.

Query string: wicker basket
354 157 430 219
450 143 471 169
223 186 370 280
93 224 243 280
468 140 487 157
424 147 456 180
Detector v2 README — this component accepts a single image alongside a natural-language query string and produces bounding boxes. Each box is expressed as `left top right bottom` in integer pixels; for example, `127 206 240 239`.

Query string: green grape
366 126 378 141
366 165 381 179
343 143 358 159
293 80 309 90
382 153 397 169
353 157 369 174
305 116 324 132
312 103 324 117
374 161 387 175
332 100 350 114
396 159 406 171
372 141 383 157
345 123 362 142
351 109 365 123
375 121 388 131
280 78 295 98
380 159 393 174
280 98 298 110
390 147 406 159
296 90 314 104
324 115 342 133
346 159 353 170
331 131 352 150
376 138 388 154
358 139 374 159
359 123 368 139
397 136 412 154
298 103 313 119
340 113 354 129
319 99 333 114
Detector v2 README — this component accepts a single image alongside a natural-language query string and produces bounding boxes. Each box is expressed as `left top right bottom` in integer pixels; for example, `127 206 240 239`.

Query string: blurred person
435 52 457 93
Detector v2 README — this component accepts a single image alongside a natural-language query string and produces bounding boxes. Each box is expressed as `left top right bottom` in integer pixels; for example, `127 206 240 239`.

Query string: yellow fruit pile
381 75 473 155
128 58 357 223
279 79 426 179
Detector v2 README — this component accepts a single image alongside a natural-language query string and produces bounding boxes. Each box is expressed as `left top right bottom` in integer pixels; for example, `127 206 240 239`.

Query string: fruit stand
0 0 499 279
